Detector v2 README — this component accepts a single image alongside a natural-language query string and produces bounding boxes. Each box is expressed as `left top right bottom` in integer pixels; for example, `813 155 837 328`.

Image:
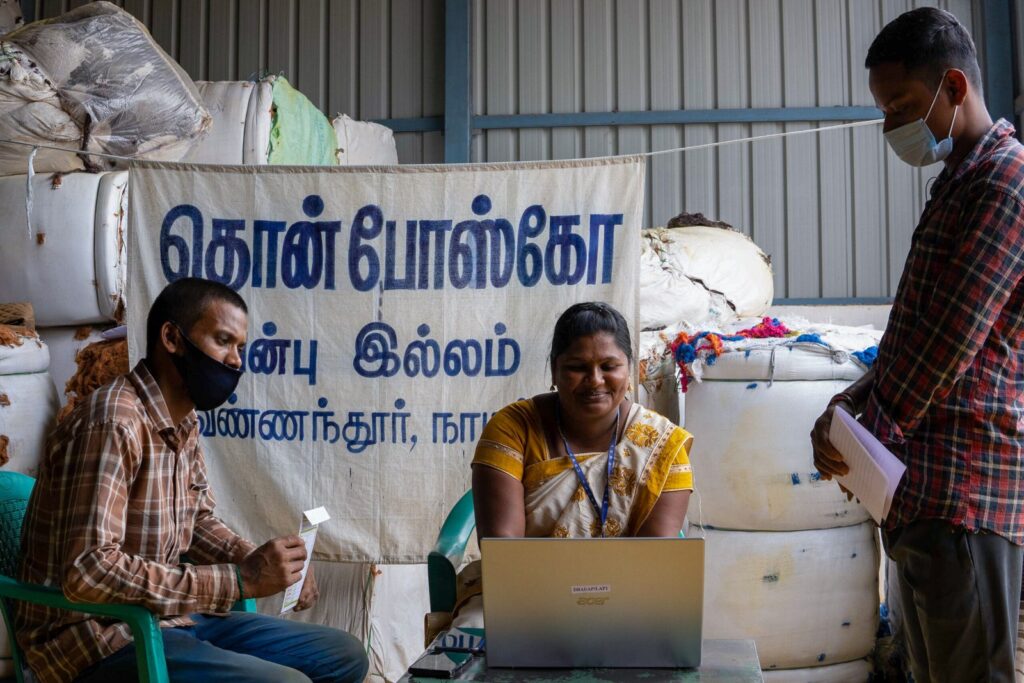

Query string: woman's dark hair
865 7 982 93
549 302 632 368
146 278 248 357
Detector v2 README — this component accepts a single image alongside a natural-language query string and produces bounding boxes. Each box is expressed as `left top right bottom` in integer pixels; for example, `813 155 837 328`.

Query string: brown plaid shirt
15 361 256 683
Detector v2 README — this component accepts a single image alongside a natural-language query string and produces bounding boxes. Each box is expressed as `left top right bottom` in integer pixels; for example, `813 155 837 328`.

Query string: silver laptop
480 537 704 669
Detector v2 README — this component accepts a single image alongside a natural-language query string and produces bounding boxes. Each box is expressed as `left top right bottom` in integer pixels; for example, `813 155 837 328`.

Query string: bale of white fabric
332 114 399 165
0 1 209 174
267 561 429 683
685 378 869 531
0 171 128 326
762 658 872 682
701 522 879 671
0 327 57 474
639 225 773 330
183 81 274 165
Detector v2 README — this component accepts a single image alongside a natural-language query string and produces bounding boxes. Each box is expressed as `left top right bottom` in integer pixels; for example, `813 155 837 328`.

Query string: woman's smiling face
552 331 630 425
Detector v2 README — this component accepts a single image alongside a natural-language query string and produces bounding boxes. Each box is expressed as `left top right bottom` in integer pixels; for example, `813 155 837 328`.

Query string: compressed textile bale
185 80 275 165
640 222 773 330
762 658 872 681
701 523 879 670
0 171 128 326
2 1 209 171
0 324 47 375
0 371 58 475
266 76 337 166
0 41 85 175
333 114 399 165
686 378 868 531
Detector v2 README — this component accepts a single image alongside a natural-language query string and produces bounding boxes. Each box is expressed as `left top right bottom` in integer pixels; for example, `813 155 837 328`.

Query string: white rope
0 117 883 166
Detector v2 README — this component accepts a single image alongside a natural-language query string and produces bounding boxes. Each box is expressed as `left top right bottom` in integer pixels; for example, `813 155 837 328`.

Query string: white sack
0 371 58 475
0 171 128 326
0 0 22 34
272 561 429 683
0 42 85 175
185 81 274 165
639 225 773 330
0 329 48 375
333 114 399 166
762 658 872 682
701 523 879 670
3 1 209 170
685 379 869 531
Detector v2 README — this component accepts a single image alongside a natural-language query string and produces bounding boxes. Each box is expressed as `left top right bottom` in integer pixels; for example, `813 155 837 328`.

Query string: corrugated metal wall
38 0 989 299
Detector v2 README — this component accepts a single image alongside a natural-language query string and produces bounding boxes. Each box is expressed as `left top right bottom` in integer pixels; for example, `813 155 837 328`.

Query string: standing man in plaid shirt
811 8 1024 682
16 278 368 683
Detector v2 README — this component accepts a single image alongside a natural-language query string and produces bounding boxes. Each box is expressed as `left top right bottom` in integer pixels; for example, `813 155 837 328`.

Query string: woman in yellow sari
438 302 693 633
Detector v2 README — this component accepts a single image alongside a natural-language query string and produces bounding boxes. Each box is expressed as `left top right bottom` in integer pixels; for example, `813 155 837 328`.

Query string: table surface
400 639 764 682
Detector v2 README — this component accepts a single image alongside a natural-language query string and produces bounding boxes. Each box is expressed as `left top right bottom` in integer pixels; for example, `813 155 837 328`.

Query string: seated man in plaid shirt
16 278 368 683
811 7 1024 683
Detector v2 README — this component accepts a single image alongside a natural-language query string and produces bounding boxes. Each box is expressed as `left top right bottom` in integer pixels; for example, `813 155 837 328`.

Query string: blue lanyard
557 404 619 537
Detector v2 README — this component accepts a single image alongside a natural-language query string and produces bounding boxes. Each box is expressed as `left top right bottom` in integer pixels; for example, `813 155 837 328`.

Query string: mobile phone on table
407 629 485 678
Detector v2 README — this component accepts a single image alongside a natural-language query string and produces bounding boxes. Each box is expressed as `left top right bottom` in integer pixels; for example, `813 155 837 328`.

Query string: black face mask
170 324 243 411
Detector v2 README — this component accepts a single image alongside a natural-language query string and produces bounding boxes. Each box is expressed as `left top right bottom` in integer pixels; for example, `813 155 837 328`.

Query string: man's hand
294 564 319 611
238 535 306 599
811 400 852 489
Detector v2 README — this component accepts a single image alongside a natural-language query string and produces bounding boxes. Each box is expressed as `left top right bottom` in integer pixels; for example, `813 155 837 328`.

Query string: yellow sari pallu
428 400 693 637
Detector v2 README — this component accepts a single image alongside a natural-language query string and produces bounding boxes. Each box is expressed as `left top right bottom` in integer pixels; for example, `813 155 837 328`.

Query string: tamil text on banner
127 158 645 562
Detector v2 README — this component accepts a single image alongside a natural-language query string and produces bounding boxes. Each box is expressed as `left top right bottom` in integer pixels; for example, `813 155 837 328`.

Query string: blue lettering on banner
158 195 624 291
353 322 520 379
197 396 424 453
244 321 319 386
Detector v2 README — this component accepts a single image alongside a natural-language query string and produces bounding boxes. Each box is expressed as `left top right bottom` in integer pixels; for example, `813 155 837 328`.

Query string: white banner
127 158 644 562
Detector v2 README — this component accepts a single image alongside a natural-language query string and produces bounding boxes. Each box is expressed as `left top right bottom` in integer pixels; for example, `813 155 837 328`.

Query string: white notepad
280 506 330 614
828 408 907 525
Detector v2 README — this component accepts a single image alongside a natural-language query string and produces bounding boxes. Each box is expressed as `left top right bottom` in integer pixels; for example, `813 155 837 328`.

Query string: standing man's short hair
145 278 248 357
865 7 983 93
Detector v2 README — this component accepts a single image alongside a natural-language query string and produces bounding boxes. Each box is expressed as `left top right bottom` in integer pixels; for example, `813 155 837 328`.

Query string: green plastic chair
427 491 476 614
0 471 256 683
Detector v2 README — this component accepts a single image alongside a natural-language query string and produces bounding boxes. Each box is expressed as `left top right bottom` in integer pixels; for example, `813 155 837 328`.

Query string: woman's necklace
556 403 620 537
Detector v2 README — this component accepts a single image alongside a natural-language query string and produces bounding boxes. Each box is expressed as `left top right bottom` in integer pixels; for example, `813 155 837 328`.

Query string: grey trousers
884 520 1023 683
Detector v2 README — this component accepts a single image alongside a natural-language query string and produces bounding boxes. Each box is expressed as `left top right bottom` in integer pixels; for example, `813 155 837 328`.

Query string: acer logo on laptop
576 596 610 606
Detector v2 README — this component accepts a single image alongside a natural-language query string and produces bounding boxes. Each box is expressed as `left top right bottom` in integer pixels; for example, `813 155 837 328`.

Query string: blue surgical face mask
171 323 243 411
883 74 958 167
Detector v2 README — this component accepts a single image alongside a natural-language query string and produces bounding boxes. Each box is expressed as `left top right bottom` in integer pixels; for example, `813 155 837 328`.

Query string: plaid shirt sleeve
866 186 1024 442
60 421 240 616
183 449 257 565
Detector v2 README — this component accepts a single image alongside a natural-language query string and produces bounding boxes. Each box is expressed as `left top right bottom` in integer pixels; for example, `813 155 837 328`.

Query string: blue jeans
74 612 369 683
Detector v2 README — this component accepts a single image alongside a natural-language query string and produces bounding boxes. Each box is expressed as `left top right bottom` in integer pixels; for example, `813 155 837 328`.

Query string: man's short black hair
865 7 983 94
145 278 248 357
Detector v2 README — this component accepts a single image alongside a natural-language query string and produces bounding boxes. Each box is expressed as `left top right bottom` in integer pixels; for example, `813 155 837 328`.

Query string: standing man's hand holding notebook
828 408 907 524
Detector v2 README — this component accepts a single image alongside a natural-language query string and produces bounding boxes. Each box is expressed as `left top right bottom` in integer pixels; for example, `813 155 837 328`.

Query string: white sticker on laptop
571 584 611 594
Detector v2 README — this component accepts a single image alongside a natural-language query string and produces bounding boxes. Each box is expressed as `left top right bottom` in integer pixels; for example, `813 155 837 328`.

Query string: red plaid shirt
15 361 255 682
863 119 1024 542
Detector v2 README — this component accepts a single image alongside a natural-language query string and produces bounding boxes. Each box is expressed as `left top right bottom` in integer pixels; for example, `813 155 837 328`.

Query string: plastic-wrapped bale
333 114 399 165
0 0 22 34
266 76 337 166
0 1 209 173
0 171 127 326
36 326 111 405
184 80 274 165
0 324 58 476
762 658 872 682
637 328 683 423
701 522 879 671
639 217 773 331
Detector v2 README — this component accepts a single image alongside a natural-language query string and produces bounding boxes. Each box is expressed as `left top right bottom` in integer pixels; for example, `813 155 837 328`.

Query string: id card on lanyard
557 406 619 537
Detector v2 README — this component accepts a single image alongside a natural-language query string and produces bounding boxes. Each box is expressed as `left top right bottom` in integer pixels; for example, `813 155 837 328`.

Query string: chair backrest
0 472 33 578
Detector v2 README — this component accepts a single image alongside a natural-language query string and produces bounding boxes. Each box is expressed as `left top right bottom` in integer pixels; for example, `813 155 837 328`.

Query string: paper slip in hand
829 409 907 525
281 506 330 614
